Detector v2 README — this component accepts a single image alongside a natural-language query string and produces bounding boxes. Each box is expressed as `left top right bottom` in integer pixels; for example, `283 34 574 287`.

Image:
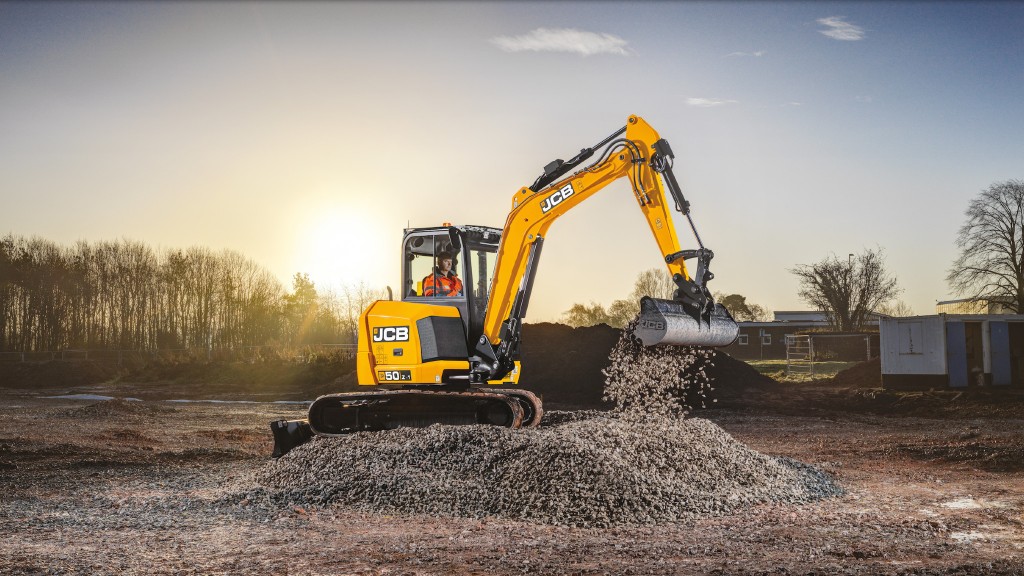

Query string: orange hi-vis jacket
423 271 464 297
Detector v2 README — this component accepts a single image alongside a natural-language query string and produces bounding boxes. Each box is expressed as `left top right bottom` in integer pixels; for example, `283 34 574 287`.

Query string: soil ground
1 324 1022 574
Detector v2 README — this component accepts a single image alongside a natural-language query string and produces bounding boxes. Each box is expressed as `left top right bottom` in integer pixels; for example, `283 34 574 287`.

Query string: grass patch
744 359 863 383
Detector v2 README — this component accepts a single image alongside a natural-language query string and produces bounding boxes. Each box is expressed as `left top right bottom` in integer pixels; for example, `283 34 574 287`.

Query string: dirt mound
705 350 781 390
829 357 882 388
517 323 621 407
243 411 841 527
701 349 784 408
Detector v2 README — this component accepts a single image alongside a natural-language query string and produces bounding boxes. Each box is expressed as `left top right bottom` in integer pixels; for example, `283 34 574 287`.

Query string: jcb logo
639 319 665 330
372 326 409 342
540 184 574 213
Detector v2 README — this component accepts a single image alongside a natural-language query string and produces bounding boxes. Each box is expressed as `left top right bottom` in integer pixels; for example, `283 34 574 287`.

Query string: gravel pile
240 320 842 527
242 411 842 527
602 319 716 416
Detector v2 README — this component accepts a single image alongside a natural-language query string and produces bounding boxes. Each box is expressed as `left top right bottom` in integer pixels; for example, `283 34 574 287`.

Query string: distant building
879 314 1024 389
722 311 880 361
771 311 882 325
772 311 830 324
936 297 1016 315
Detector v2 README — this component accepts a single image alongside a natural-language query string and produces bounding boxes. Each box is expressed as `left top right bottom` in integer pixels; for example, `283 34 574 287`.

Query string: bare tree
630 268 675 300
337 282 387 342
791 248 900 331
605 299 637 328
947 179 1024 313
605 268 676 328
0 235 293 354
215 249 283 348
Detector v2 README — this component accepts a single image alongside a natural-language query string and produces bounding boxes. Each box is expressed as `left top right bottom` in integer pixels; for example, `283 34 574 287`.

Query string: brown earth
1 323 1023 574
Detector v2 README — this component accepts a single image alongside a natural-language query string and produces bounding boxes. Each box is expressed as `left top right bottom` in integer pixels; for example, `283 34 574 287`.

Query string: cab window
467 244 497 303
403 233 464 299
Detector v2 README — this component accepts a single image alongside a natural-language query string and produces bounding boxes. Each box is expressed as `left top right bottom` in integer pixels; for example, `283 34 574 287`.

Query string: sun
295 206 388 291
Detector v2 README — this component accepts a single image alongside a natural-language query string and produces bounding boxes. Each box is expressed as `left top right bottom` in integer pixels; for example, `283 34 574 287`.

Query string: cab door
401 229 470 344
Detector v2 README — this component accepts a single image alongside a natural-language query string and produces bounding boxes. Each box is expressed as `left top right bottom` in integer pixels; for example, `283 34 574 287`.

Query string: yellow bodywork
481 115 691 345
356 300 520 386
356 114 703 388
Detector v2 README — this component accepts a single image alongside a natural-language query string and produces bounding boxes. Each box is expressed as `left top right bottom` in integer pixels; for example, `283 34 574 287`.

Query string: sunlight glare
295 205 389 293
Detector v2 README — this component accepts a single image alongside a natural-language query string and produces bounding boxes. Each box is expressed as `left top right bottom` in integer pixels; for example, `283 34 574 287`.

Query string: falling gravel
602 319 716 416
242 411 841 528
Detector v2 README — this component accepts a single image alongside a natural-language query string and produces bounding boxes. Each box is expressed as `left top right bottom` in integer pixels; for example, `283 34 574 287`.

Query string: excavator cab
269 224 535 455
400 225 502 349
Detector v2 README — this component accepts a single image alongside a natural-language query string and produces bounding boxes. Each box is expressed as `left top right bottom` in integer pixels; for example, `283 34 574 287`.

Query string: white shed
879 314 1024 389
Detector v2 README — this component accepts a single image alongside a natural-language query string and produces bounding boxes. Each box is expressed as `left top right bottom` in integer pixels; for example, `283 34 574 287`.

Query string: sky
2 1 1022 322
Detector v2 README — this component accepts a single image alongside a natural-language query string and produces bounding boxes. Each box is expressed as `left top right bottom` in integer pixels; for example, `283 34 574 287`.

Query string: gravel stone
236 325 842 528
241 411 842 528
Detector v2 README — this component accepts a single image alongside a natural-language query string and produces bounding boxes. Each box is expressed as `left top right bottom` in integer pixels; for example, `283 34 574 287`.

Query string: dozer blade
634 296 739 347
270 418 314 458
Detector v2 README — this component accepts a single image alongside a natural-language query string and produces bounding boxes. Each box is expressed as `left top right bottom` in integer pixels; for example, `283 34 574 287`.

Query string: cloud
725 50 766 58
817 16 865 41
490 28 629 56
686 98 738 108
854 95 874 103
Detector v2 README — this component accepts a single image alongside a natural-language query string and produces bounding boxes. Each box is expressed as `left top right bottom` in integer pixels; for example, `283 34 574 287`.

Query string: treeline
562 268 772 329
0 235 381 353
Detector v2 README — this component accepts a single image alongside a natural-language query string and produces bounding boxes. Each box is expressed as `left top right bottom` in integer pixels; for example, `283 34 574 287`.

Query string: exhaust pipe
634 296 739 347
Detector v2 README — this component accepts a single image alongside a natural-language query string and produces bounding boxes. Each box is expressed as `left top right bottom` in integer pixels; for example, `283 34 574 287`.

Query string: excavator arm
471 115 737 382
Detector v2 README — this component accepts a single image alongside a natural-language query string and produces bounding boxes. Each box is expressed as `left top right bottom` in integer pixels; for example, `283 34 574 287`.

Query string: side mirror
447 226 462 252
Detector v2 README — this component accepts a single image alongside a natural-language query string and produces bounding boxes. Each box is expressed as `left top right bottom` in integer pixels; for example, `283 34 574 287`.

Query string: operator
423 251 464 297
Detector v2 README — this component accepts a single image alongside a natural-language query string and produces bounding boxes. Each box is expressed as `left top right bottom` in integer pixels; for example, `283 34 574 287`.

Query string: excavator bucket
634 297 739 347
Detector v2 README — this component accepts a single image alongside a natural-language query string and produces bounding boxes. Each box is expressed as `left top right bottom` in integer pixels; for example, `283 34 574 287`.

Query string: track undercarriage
271 388 543 458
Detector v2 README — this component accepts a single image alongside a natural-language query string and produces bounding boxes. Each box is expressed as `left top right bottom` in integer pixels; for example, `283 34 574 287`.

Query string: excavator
271 114 738 457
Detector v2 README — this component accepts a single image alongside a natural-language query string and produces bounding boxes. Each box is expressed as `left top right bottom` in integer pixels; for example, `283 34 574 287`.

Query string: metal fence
785 333 878 376
785 335 814 376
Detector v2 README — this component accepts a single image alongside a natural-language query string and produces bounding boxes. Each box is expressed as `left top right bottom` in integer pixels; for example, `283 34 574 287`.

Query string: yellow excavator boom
469 114 738 383
485 115 690 341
